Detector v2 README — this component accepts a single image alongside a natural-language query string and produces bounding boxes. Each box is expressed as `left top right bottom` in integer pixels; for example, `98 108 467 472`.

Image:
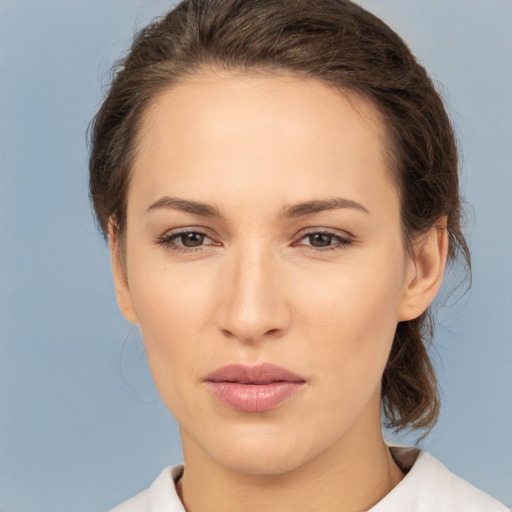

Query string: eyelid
298 223 351 233
291 227 354 252
155 226 221 251
293 227 354 242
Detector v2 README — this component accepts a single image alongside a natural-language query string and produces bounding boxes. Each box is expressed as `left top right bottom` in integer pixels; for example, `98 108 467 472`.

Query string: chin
217 449 304 476
204 424 315 476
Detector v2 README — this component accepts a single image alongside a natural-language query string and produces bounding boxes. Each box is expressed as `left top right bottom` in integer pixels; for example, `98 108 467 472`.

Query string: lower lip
207 381 304 412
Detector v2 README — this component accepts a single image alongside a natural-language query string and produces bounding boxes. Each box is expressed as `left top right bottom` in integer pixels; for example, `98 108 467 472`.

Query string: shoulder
108 487 149 512
371 447 509 512
107 465 185 512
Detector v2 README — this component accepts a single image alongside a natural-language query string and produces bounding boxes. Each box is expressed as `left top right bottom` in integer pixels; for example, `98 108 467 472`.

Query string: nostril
220 327 282 341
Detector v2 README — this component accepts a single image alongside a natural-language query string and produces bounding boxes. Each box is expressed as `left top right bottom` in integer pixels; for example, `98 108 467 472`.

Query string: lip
205 363 306 412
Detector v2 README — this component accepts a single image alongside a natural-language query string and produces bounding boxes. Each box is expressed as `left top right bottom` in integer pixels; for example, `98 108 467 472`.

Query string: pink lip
205 363 306 412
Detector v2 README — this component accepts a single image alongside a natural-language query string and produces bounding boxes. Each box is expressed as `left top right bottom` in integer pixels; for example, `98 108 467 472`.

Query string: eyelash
293 230 353 253
155 228 353 254
156 228 217 253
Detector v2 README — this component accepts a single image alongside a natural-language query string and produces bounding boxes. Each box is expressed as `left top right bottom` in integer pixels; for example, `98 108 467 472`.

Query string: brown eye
308 233 334 247
157 229 219 252
294 230 353 252
180 232 206 247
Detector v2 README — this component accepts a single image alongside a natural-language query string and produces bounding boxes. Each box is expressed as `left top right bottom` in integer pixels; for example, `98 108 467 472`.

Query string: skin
110 71 448 512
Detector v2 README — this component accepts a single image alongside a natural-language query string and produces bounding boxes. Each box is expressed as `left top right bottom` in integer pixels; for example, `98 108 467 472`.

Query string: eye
177 232 208 247
156 228 219 252
294 230 353 252
306 233 336 248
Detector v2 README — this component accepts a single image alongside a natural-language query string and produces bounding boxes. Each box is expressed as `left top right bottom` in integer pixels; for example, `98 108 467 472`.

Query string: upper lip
205 363 305 384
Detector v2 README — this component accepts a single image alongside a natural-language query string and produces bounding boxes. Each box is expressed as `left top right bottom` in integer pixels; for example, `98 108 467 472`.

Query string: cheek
293 250 406 377
128 242 216 331
126 257 217 403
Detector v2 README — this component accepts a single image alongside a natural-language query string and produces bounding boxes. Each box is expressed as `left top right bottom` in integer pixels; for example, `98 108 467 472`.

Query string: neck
178 417 404 512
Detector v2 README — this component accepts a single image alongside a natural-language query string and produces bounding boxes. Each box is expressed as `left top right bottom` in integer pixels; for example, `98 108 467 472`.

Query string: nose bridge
218 239 288 342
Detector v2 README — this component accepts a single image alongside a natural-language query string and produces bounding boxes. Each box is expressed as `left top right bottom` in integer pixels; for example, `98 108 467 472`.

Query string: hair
89 0 470 435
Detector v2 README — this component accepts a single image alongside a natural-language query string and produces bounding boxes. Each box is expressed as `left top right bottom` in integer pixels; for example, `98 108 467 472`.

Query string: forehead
129 71 397 217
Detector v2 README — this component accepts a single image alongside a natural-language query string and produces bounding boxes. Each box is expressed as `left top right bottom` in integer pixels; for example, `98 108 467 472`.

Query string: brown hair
89 0 470 434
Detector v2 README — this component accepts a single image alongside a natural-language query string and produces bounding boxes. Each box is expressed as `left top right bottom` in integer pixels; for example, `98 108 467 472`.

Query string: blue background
0 1 510 510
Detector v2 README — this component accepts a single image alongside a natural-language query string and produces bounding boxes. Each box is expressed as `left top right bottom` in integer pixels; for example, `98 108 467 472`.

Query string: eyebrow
146 197 222 217
280 197 369 218
146 196 369 218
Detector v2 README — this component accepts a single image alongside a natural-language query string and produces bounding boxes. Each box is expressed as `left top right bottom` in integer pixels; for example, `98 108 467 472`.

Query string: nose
216 243 291 344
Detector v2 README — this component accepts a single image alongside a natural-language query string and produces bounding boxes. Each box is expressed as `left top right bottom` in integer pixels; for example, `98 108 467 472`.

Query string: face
112 71 438 476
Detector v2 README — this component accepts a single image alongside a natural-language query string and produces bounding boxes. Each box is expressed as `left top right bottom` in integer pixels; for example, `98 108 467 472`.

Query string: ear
398 217 449 322
108 220 139 325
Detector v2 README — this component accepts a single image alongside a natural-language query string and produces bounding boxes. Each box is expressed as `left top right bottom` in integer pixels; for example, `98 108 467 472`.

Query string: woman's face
113 72 424 475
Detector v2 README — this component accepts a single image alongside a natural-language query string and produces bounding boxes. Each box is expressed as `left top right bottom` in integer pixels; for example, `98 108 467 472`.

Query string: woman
88 0 508 510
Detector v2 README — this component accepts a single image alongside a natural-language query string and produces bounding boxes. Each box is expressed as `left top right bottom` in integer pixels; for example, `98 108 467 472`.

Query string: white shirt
108 447 509 511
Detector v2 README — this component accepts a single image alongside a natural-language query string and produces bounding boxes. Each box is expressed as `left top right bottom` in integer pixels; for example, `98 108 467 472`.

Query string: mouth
205 363 306 412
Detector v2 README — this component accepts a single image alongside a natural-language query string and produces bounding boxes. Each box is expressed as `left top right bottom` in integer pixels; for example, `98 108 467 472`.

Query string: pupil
182 232 204 247
310 233 332 247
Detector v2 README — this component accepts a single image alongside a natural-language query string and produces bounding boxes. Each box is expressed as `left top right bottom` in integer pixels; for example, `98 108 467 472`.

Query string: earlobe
108 220 139 325
398 218 449 322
